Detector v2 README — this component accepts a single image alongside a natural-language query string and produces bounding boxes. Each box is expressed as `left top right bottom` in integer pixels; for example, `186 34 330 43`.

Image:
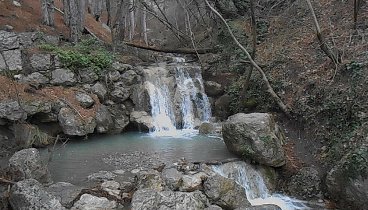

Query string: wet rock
131 85 151 113
8 148 51 183
91 82 107 102
131 189 208 210
199 122 216 135
88 171 116 183
111 82 131 102
288 167 322 199
112 62 132 72
101 181 121 199
95 105 113 133
75 92 95 108
58 107 96 136
223 113 286 167
78 68 99 83
121 70 141 86
0 31 19 50
108 104 129 133
136 170 165 191
46 182 83 208
204 174 251 209
9 179 65 210
326 146 368 209
0 100 26 121
162 168 183 191
19 72 49 85
204 81 224 97
130 111 154 132
180 172 208 192
13 123 53 148
2 49 22 71
240 205 282 210
51 68 77 86
30 53 52 71
71 194 117 210
214 94 232 120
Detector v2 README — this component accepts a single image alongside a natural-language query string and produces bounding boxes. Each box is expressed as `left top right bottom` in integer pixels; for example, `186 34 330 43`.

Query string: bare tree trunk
142 1 148 45
129 0 135 41
106 0 112 27
88 0 103 21
306 0 339 64
112 0 126 52
354 0 361 29
41 0 55 26
63 0 70 26
68 0 85 43
205 0 291 116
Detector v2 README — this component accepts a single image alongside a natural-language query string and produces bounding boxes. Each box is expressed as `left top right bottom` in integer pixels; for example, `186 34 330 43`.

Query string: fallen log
124 42 218 54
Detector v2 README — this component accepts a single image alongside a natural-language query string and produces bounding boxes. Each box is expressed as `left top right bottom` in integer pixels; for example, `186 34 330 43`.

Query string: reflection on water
41 132 235 185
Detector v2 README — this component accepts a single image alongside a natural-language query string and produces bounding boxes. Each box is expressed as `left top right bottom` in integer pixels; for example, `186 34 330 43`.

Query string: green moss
343 147 368 179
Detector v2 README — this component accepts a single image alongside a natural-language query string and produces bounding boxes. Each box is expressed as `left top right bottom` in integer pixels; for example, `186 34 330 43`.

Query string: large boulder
238 205 282 210
108 104 130 133
326 146 368 210
222 113 286 167
8 148 51 183
180 172 208 192
46 182 83 208
51 68 76 86
18 72 49 85
131 189 209 210
214 94 232 120
121 70 141 85
30 53 52 71
110 82 131 102
287 167 322 199
71 194 117 210
2 49 22 71
13 123 53 148
9 179 65 210
95 105 113 133
204 81 224 97
162 167 183 191
199 122 216 135
0 100 26 121
204 174 251 209
22 99 52 116
0 31 19 50
91 82 107 102
75 92 95 108
136 170 165 191
130 111 154 132
58 107 96 136
78 68 99 83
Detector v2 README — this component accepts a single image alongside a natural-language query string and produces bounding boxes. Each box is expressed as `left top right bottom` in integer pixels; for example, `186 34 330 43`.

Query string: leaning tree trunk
41 0 55 26
205 0 291 117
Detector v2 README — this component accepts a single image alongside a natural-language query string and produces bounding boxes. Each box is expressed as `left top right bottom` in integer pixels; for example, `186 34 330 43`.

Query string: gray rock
71 194 117 210
22 100 52 115
51 69 76 86
87 171 116 182
326 146 368 209
131 189 208 210
19 72 49 85
180 172 208 192
75 92 95 108
288 167 322 199
46 182 83 208
58 107 96 136
91 82 107 102
12 1 21 7
18 32 37 49
0 31 19 50
111 82 131 102
0 54 6 70
9 179 65 210
0 100 26 121
108 104 129 133
8 148 51 183
111 62 132 72
101 181 121 199
130 111 154 132
240 205 282 210
30 53 51 71
204 81 224 97
3 49 22 71
136 170 165 191
162 168 183 191
214 94 232 120
223 113 286 167
199 122 216 135
205 205 223 210
108 70 121 82
204 174 251 209
95 105 113 133
78 68 99 83
13 123 53 148
121 70 141 85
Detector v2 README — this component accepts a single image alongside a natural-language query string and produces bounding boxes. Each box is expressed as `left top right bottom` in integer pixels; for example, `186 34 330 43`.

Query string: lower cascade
212 162 323 210
142 57 211 135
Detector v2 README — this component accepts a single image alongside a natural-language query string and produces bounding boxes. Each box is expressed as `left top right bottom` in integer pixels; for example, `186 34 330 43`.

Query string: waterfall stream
212 162 324 210
143 57 211 135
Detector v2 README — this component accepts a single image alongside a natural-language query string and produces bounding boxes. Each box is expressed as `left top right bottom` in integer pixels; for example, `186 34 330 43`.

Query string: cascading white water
143 57 211 135
212 162 324 210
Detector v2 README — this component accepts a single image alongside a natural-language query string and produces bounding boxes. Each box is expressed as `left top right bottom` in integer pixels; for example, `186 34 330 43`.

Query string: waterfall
212 162 324 210
143 57 211 135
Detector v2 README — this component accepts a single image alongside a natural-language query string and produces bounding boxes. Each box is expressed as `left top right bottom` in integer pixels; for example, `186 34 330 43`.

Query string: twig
0 178 15 185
